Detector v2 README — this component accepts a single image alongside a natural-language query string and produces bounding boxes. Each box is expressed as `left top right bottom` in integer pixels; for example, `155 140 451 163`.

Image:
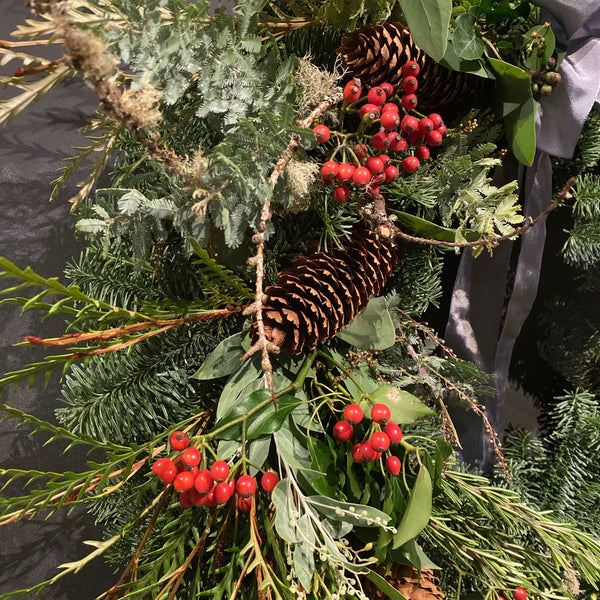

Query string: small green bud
540 84 553 96
544 71 562 86
547 57 556 69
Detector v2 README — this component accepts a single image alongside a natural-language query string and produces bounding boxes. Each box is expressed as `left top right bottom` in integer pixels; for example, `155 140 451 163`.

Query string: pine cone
365 564 445 600
250 228 399 354
337 22 489 114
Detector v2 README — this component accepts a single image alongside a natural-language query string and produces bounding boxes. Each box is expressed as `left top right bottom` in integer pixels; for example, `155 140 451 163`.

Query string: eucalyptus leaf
294 516 315 591
366 385 435 424
192 332 245 380
272 479 300 543
215 356 261 420
392 464 433 548
399 0 452 61
453 13 485 60
336 296 395 350
275 417 312 470
307 495 391 528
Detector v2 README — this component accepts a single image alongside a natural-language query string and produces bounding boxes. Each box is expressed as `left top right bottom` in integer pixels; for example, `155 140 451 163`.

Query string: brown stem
229 549 255 600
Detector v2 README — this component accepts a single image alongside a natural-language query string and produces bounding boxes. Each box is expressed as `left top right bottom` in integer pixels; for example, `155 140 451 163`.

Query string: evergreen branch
242 91 344 403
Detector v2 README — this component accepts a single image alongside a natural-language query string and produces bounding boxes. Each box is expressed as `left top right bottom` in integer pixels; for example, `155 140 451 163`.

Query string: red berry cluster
332 403 403 476
313 62 447 204
151 430 280 511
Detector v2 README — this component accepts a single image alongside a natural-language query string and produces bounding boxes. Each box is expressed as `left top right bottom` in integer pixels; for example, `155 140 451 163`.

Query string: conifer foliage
1 1 600 600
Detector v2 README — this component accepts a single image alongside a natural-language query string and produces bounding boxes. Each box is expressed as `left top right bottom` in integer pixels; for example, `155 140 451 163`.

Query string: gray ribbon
445 1 600 468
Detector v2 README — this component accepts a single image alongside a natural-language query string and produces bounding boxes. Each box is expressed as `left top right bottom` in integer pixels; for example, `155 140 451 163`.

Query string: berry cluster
151 430 279 512
530 57 561 100
332 402 403 476
313 62 447 204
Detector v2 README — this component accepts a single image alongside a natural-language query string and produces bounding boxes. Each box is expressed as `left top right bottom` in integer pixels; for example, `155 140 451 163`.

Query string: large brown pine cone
365 564 445 600
250 228 400 354
337 22 489 114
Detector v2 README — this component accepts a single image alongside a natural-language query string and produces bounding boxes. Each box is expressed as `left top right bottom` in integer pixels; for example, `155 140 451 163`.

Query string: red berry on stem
321 160 339 181
336 162 356 182
152 457 172 477
179 490 194 508
428 113 444 128
181 446 201 467
401 156 421 173
190 488 207 506
415 145 430 160
334 185 351 203
385 456 402 476
407 130 425 145
418 118 434 133
210 460 230 482
384 165 399 183
370 431 391 452
238 496 252 512
333 420 354 442
261 471 280 493
401 93 418 110
174 471 195 493
380 82 394 96
214 481 234 504
14 67 25 77
437 124 448 137
351 443 363 462
401 77 418 94
206 487 217 508
343 79 362 103
426 130 443 147
236 475 257 497
352 166 371 187
158 462 178 484
360 441 378 462
364 184 380 199
367 86 387 105
513 589 527 600
313 124 330 143
380 111 400 130
402 61 420 77
194 469 213 494
384 421 403 444
354 143 368 159
389 133 407 152
366 156 385 175
371 403 392 425
371 130 391 151
382 102 399 114
359 103 380 121
400 115 419 134
379 154 392 167
343 403 364 425
170 430 189 451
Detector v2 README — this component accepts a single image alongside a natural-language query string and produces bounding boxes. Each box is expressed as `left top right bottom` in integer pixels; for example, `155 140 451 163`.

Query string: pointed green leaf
337 296 395 350
366 385 435 424
364 569 409 600
453 13 485 60
390 211 480 242
192 333 245 380
399 0 452 61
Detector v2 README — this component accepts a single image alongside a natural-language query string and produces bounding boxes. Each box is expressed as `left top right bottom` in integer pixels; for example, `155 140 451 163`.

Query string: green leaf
294 515 315 591
275 417 312 470
364 569 409 600
441 42 493 77
392 464 433 548
306 495 391 528
336 296 395 350
216 356 261 420
246 395 303 439
399 0 452 61
272 479 300 543
390 211 480 243
453 13 485 60
192 333 245 380
366 385 435 424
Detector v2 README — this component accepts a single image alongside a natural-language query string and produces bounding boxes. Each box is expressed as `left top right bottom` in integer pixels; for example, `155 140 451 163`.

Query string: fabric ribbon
445 1 600 468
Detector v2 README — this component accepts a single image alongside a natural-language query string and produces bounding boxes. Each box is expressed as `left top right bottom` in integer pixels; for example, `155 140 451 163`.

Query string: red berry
336 162 356 182
380 82 394 96
194 469 213 494
384 421 403 444
380 111 400 130
402 61 420 77
415 145 430 160
261 471 280 493
174 471 195 493
354 143 368 159
370 431 391 452
401 115 419 134
513 589 527 600
351 443 363 462
210 460 230 482
343 403 364 425
428 113 444 129
407 130 425 145
170 431 189 451
214 481 234 504
360 441 378 462
359 103 380 121
179 490 194 508
152 457 172 477
436 124 448 137
385 456 402 476
366 156 385 175
206 487 217 507
181 446 201 467
236 475 257 497
333 420 354 442
379 154 392 167
158 461 178 484
384 165 399 183
426 130 443 147
343 79 362 103
190 488 208 506
321 160 339 181
401 156 421 173
313 124 330 143
382 102 399 114
389 133 407 153
227 478 236 494
371 130 391 151
367 86 387 106
401 77 419 94
334 185 351 203
238 496 252 512
14 67 25 77
352 166 372 187
418 118 434 133
401 93 418 110
371 403 391 425
364 184 380 199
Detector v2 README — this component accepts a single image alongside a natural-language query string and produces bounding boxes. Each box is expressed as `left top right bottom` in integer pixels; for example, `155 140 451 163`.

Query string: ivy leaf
192 333 245 380
453 13 485 60
399 0 452 61
366 385 435 424
336 296 395 350
392 464 433 548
